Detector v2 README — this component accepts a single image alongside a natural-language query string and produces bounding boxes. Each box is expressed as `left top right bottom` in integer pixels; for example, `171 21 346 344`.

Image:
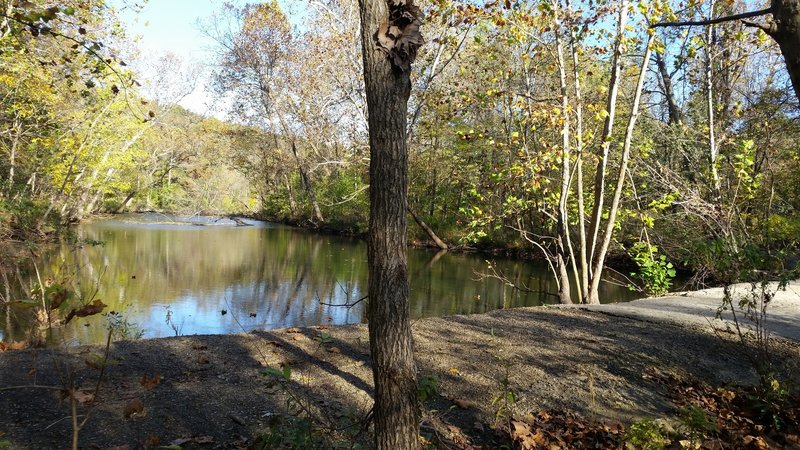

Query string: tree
652 0 800 104
357 0 423 448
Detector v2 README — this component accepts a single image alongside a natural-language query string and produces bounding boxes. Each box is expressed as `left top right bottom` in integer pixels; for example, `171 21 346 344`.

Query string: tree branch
742 18 778 34
651 8 771 28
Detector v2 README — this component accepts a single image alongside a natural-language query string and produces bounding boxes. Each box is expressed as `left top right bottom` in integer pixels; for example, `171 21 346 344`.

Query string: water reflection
1 215 640 344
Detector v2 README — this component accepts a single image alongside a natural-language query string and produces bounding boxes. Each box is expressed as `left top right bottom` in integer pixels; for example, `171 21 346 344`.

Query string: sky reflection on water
2 215 640 344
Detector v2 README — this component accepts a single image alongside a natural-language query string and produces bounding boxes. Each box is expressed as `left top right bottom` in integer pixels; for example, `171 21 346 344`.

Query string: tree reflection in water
1 215 640 344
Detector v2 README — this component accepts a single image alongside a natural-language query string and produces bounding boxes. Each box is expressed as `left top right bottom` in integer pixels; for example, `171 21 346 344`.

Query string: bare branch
651 8 771 28
742 18 778 34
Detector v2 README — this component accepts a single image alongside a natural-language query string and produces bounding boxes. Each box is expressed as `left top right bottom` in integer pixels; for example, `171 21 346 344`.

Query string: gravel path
559 281 800 342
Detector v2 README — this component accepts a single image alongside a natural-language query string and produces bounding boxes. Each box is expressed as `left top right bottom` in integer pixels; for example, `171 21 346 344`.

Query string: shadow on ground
0 307 797 448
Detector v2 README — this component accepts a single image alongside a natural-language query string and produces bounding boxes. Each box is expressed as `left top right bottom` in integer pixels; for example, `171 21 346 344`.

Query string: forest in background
1 0 799 303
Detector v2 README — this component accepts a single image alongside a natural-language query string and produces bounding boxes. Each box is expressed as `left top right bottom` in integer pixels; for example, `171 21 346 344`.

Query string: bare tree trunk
291 142 324 223
554 6 573 304
407 203 448 250
115 190 137 213
0 0 12 38
588 34 654 304
585 0 629 303
587 0 629 266
568 5 590 302
358 0 423 448
7 120 19 191
706 0 722 197
284 176 298 218
655 52 683 125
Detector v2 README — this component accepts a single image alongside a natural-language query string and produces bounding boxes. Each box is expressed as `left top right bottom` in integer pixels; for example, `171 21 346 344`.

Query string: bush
628 242 676 296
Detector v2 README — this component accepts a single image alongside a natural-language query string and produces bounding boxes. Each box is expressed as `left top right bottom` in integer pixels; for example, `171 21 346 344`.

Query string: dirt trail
0 306 797 449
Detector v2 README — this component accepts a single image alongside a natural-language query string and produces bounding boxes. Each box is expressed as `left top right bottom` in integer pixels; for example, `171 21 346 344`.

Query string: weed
417 375 438 403
315 332 332 346
623 418 669 450
748 374 789 430
628 242 676 296
715 281 794 428
164 306 184 337
255 414 315 449
678 405 718 444
491 352 518 429
105 311 143 341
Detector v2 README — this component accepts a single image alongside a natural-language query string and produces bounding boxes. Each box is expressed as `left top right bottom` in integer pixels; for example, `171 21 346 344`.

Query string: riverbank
1 299 798 448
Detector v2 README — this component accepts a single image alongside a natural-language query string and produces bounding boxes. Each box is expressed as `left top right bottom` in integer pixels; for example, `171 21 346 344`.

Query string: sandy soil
0 306 798 449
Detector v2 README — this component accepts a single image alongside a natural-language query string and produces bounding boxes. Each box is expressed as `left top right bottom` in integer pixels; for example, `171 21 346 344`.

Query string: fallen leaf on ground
286 327 302 333
140 374 162 390
292 334 306 341
0 341 27 351
327 346 341 353
71 389 95 404
123 398 144 418
85 358 100 370
143 433 160 448
452 398 477 409
61 389 94 405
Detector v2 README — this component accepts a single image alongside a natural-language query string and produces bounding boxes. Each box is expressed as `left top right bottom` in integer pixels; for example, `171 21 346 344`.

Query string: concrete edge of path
551 281 800 343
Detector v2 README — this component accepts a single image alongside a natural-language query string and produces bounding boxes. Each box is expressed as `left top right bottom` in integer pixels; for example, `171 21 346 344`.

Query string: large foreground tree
358 0 424 448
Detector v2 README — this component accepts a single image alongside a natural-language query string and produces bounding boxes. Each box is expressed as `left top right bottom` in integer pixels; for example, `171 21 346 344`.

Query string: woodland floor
0 306 798 449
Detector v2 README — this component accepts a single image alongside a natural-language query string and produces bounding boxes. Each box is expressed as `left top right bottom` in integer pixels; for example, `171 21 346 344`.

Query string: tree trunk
284 176 298 218
585 0 629 303
587 0 629 269
291 142 324 223
567 4 590 302
358 0 423 448
408 204 448 250
705 0 722 197
588 34 654 304
655 52 683 125
554 7 573 305
115 190 137 213
771 0 800 102
8 123 18 191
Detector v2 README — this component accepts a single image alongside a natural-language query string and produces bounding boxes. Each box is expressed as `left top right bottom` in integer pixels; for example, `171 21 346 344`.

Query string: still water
1 215 640 344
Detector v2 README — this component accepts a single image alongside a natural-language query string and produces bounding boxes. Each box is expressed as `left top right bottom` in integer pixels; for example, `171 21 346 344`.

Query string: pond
0 215 641 345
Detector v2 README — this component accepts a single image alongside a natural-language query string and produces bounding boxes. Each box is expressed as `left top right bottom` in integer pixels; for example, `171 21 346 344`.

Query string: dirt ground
1 306 798 449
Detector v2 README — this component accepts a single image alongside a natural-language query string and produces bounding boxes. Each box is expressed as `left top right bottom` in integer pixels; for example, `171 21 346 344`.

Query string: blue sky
111 0 303 116
114 0 220 61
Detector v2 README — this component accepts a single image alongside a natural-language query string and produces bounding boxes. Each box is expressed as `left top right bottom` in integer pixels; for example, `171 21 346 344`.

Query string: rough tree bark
358 0 424 448
654 52 682 125
770 0 800 102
